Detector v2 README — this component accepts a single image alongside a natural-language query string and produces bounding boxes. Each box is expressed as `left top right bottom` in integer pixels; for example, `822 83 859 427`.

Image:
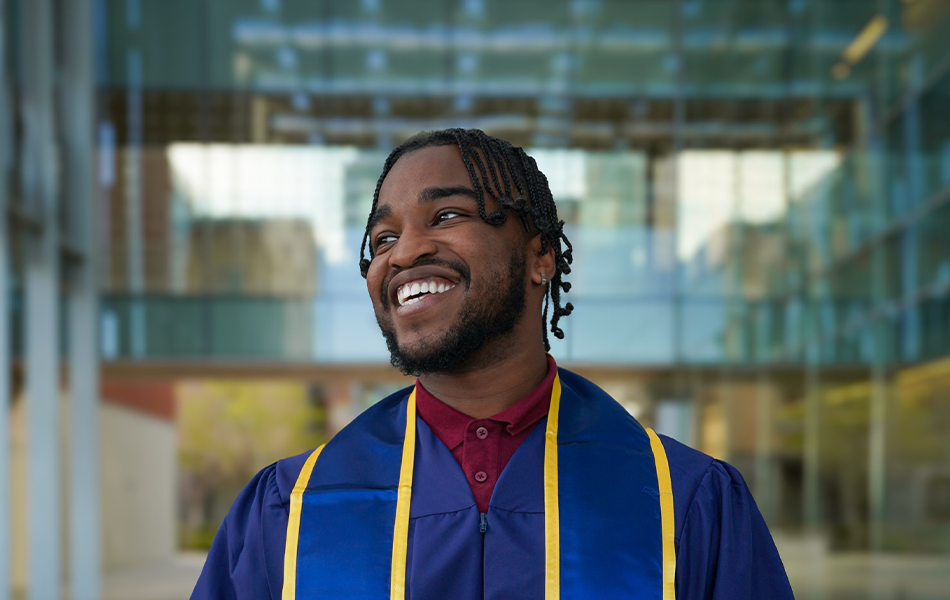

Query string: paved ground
101 540 950 600
103 553 206 600
777 536 950 600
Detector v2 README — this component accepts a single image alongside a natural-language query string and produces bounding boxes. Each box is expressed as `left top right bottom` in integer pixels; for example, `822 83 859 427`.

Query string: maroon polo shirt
414 355 557 513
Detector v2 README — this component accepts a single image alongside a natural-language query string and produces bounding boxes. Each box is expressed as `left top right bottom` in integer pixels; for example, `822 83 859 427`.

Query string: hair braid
359 128 574 351
458 139 506 226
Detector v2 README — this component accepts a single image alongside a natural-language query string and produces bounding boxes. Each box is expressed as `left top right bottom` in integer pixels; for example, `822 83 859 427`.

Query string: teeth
397 279 458 306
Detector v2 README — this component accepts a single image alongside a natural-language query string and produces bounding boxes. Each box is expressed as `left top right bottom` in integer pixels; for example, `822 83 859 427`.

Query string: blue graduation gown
191 370 794 600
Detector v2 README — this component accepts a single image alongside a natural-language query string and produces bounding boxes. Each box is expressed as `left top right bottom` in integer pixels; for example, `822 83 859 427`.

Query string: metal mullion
0 1 12 596
19 0 62 598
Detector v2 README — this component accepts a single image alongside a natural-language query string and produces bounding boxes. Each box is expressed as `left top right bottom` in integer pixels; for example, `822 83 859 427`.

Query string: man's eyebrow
418 186 479 203
366 204 392 231
369 186 477 232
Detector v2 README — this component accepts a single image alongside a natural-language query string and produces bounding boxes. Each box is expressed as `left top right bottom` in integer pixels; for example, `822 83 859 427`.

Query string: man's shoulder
656 437 792 597
657 434 717 485
654 434 757 541
656 434 715 515
273 449 313 505
273 384 415 499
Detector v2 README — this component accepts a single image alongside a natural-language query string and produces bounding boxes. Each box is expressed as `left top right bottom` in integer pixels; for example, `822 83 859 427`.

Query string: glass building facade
4 0 950 597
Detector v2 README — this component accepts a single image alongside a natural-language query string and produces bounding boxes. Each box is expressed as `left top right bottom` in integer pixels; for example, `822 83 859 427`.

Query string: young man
191 129 794 599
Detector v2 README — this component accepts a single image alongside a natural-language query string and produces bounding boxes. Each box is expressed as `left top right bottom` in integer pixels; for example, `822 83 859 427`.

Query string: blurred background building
3 0 950 598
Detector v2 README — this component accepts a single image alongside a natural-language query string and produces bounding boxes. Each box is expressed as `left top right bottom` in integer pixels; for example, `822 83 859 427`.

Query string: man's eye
375 234 397 249
437 211 462 223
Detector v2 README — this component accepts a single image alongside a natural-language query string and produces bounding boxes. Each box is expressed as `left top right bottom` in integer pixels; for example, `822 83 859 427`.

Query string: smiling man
191 129 794 600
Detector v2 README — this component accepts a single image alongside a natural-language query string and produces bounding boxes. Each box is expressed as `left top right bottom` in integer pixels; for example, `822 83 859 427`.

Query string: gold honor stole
282 369 676 599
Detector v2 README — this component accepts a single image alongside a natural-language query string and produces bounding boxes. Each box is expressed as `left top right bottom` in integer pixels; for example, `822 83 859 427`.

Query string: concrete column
0 1 12 597
19 0 62 597
62 0 101 598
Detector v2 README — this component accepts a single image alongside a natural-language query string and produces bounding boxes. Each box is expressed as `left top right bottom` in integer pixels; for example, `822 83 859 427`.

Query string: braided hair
359 128 574 352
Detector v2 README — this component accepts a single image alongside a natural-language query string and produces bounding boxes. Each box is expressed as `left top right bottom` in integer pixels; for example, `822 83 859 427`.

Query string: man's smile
393 280 461 317
386 264 465 313
395 278 458 306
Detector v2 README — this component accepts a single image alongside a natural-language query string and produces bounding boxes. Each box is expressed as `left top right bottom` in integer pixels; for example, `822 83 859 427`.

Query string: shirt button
474 471 488 483
476 426 489 439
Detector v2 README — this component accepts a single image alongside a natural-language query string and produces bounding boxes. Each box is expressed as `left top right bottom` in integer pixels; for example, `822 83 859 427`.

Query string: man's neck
417 346 550 419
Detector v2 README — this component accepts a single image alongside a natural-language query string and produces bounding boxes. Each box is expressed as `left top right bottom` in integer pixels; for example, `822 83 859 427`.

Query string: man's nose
387 226 438 269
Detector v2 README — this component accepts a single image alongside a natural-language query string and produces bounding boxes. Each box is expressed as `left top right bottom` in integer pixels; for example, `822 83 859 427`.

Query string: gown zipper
479 512 488 598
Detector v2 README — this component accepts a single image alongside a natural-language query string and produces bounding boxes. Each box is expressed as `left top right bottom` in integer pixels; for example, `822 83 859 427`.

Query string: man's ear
528 233 556 286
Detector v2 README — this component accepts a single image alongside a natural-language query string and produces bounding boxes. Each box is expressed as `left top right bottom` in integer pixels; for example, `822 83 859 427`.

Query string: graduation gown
191 368 794 600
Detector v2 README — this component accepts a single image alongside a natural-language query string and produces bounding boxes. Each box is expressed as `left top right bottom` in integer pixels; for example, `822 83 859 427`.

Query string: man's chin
383 328 483 376
388 343 451 377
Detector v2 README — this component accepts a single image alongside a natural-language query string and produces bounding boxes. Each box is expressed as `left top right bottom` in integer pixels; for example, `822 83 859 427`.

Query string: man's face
365 145 530 375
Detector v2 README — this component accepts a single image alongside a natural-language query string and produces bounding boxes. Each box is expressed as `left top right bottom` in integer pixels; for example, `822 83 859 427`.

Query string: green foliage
176 379 326 548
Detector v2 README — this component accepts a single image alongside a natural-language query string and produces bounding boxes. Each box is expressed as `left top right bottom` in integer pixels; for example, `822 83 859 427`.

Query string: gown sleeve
674 459 795 600
190 463 289 600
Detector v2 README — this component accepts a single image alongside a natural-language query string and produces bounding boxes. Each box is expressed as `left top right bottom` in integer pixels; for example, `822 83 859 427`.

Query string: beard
375 251 527 376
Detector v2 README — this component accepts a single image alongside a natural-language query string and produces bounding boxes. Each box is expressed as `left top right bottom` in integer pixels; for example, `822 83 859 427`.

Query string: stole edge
390 389 417 600
646 428 676 600
282 444 324 600
544 374 563 600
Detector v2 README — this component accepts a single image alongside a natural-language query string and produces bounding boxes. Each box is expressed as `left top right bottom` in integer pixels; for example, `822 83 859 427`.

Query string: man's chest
404 420 547 599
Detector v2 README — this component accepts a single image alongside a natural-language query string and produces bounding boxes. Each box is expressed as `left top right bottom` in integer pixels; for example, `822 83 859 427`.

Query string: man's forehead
379 144 472 195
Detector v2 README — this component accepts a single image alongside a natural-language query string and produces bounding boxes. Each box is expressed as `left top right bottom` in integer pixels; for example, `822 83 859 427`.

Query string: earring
540 273 547 286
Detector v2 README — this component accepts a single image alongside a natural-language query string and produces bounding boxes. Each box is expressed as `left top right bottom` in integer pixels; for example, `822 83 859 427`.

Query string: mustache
379 257 471 309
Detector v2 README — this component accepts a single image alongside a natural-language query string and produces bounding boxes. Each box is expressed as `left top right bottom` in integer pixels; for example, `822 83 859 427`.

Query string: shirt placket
463 418 501 505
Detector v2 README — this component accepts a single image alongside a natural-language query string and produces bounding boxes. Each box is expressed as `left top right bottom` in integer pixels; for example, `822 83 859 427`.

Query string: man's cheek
366 276 386 309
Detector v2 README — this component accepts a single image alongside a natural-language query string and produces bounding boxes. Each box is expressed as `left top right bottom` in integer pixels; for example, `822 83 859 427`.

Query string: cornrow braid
358 128 574 351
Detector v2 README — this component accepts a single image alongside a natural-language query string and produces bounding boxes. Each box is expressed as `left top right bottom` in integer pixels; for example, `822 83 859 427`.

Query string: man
192 129 794 599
